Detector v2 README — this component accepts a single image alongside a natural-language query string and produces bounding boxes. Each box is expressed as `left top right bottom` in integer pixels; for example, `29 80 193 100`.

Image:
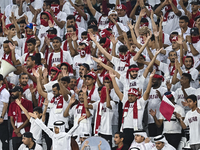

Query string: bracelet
0 116 3 118
188 43 192 45
27 3 31 6
141 5 146 9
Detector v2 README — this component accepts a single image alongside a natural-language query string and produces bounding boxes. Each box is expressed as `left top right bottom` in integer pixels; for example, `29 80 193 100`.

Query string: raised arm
129 0 140 20
82 86 92 118
109 71 123 101
169 0 182 17
105 85 112 109
15 99 31 120
135 8 146 37
63 94 76 117
69 0 87 20
86 0 97 16
10 43 21 66
42 99 48 122
83 85 93 109
154 0 165 17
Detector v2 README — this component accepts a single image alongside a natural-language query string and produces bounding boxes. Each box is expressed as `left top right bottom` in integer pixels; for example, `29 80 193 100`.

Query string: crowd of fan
0 0 200 149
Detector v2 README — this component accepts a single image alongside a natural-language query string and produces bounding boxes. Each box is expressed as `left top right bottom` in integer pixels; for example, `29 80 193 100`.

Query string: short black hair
52 36 62 43
44 0 51 6
195 15 200 21
19 20 26 24
180 15 189 23
79 89 88 96
140 18 148 23
51 0 60 5
170 31 179 36
0 74 3 81
87 19 98 26
52 83 60 91
99 37 107 44
98 86 103 92
61 76 70 83
26 38 36 45
118 45 128 53
186 94 197 103
184 56 194 65
3 40 12 44
115 131 125 139
67 25 76 31
67 15 75 21
182 73 192 82
129 64 138 69
81 31 88 36
19 73 28 79
88 25 98 32
150 34 155 41
33 107 43 114
28 55 36 61
79 42 87 47
9 24 15 30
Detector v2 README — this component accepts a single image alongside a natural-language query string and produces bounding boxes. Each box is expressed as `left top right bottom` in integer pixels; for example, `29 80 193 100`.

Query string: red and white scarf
169 63 175 76
24 35 35 54
24 51 36 66
38 95 45 107
163 0 177 22
76 102 87 117
87 85 95 102
0 84 6 93
2 52 13 65
49 95 64 113
51 4 60 16
20 84 29 93
95 86 107 134
48 49 63 72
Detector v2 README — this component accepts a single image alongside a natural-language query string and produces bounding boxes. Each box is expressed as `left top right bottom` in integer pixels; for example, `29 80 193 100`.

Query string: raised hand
28 112 38 119
70 94 76 104
9 43 15 51
43 68 48 77
150 69 156 78
174 112 182 119
32 68 40 78
78 115 86 124
42 99 49 106
82 84 87 93
139 8 146 17
29 84 36 94
92 57 102 63
155 48 162 55
84 141 89 147
110 35 118 45
146 30 152 40
166 80 172 90
127 20 135 30
175 59 181 69
71 33 78 41
144 137 150 143
181 99 188 107
149 109 156 117
109 70 116 78
15 99 21 105
89 32 97 41
177 35 183 45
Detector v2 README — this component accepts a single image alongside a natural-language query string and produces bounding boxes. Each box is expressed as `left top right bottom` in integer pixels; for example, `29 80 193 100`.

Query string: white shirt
69 103 93 136
47 50 73 67
119 14 130 28
122 97 147 130
174 87 196 112
0 87 10 120
62 2 72 16
159 104 185 134
92 101 115 135
73 54 95 78
47 94 70 129
19 52 44 65
147 87 167 124
54 11 67 38
18 142 43 150
35 118 78 150
94 11 109 31
87 87 100 102
195 88 200 108
184 109 200 145
74 12 90 29
29 117 43 144
187 41 200 68
176 27 191 39
129 140 155 150
161 9 185 34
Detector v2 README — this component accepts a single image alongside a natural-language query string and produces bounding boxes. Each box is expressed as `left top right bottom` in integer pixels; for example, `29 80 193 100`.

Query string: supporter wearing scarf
102 38 112 54
49 95 64 113
40 12 54 27
51 4 60 16
60 62 73 74
163 0 177 22
121 88 140 131
98 56 107 78
38 95 45 107
108 10 118 30
50 67 61 81
24 51 36 66
85 72 97 102
24 23 35 54
119 52 132 67
78 41 91 57
2 48 14 65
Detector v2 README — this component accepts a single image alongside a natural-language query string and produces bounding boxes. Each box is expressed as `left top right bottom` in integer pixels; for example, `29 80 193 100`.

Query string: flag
159 95 175 121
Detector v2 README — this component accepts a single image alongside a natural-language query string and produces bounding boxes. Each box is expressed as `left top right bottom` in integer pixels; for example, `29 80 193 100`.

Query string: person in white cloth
29 112 86 150
152 135 176 150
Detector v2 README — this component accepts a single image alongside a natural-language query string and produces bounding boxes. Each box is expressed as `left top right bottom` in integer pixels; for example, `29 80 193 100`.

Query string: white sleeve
63 51 73 65
110 56 119 67
62 2 71 16
183 112 189 126
92 101 98 110
2 90 10 103
59 12 67 22
19 54 26 65
33 0 43 9
34 118 54 137
94 11 102 23
39 52 44 59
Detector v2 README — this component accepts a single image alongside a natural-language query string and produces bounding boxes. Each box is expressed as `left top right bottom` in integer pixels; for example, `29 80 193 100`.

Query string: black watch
0 116 3 118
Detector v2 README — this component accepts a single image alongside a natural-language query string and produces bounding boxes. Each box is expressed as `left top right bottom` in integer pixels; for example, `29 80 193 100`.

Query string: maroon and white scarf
48 49 63 72
49 95 64 113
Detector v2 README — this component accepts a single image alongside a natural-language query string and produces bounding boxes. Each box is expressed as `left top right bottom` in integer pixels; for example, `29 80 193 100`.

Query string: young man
149 92 185 149
47 37 73 71
152 135 176 150
112 132 129 150
173 73 196 113
18 132 43 150
0 74 10 150
8 86 33 150
176 95 200 150
176 16 191 39
29 113 85 150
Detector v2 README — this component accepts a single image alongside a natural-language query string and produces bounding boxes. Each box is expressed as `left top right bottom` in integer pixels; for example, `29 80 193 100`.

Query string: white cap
108 10 117 16
133 130 147 138
154 135 168 144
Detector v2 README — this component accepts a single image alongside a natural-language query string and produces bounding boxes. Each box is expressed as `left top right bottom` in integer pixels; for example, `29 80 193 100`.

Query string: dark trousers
44 128 53 150
12 137 22 150
123 128 134 147
148 123 163 137
0 120 9 150
164 133 182 149
98 133 112 148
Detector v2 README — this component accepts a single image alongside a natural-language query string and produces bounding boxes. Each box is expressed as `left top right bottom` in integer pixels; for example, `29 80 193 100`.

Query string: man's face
50 71 57 80
152 78 160 87
85 77 94 86
128 38 134 46
79 66 87 77
22 137 31 146
67 19 75 26
27 43 35 53
41 14 49 22
134 134 144 143
11 91 19 99
9 28 16 37
67 27 74 33
130 70 138 79
81 35 88 40
54 127 59 134
97 63 103 70
19 75 28 86
20 23 25 33
103 79 112 89
180 75 189 86
87 28 93 34
3 43 11 54
69 79 76 90
26 28 33 35
172 41 179 50
109 14 118 21
114 134 122 145
168 52 177 63
139 33 147 42
52 87 60 97
61 65 68 73
78 91 84 103
191 4 199 12
128 94 137 103
179 19 188 29
184 57 193 69
116 9 126 17
155 141 165 150
26 57 34 68
52 39 61 50
61 81 68 88
187 98 197 109
195 18 200 27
